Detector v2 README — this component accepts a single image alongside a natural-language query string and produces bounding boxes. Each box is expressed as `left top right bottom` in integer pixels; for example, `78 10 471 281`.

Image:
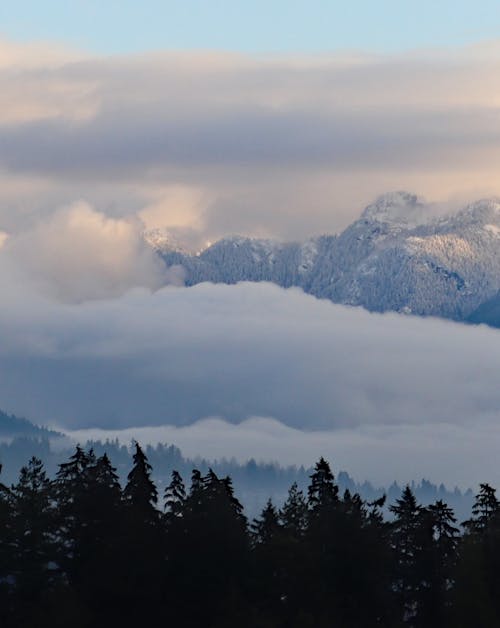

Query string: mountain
0 409 60 439
468 291 500 328
154 192 500 321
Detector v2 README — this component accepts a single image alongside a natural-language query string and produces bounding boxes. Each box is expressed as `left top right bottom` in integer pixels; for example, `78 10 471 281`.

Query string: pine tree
0 463 14 623
170 468 250 626
53 445 95 583
251 499 281 546
455 483 500 626
10 457 56 598
280 482 308 540
75 452 126 622
464 483 500 537
390 486 424 625
164 470 186 520
416 500 459 627
307 457 338 512
108 444 162 626
123 442 158 522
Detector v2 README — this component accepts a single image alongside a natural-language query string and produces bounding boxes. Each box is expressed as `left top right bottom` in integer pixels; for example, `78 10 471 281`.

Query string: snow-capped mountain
152 192 500 321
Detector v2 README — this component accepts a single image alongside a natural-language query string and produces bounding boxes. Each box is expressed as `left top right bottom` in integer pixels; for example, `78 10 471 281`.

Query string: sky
2 1 500 54
2 39 500 248
1 5 500 487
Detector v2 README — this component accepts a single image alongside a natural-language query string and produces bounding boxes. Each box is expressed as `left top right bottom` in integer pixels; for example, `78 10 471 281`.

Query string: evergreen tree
250 500 283 622
390 486 425 626
0 464 14 624
10 458 56 598
121 442 162 623
251 499 281 546
123 442 158 524
463 483 500 537
170 468 250 626
52 446 95 584
307 457 339 512
416 500 459 627
454 484 500 626
74 453 126 621
280 482 308 540
164 470 186 520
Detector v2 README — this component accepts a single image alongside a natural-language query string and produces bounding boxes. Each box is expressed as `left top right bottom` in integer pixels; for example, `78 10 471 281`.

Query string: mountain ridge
152 192 500 323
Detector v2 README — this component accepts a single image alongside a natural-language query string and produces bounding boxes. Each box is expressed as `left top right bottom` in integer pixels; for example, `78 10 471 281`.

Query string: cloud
67 416 500 489
2 42 500 241
2 202 168 301
0 280 499 435
0 268 499 486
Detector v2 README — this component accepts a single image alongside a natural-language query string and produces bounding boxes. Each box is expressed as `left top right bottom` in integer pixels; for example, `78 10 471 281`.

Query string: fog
67 416 500 489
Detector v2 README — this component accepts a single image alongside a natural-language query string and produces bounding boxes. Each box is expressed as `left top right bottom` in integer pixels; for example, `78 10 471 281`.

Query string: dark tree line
0 447 499 627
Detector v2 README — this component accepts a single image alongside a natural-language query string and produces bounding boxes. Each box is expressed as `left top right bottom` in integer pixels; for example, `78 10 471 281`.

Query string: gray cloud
67 417 500 490
0 278 499 437
2 43 500 241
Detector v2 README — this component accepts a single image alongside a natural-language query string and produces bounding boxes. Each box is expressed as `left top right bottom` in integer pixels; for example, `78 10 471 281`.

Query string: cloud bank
0 278 499 435
67 417 500 489
2 41 500 244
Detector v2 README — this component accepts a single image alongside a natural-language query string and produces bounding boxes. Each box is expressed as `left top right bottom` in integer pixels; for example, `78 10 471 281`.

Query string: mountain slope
0 409 60 439
155 192 500 321
468 291 500 328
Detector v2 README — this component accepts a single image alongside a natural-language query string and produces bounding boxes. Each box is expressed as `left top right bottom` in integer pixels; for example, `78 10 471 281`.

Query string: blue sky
1 0 500 53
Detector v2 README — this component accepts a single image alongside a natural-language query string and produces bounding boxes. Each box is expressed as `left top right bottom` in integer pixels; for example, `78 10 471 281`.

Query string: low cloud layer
2 41 500 244
67 417 500 489
0 279 499 435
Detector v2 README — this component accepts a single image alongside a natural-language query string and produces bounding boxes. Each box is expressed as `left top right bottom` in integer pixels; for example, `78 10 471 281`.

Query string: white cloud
0 280 498 437
2 202 168 301
2 42 500 241
66 416 500 489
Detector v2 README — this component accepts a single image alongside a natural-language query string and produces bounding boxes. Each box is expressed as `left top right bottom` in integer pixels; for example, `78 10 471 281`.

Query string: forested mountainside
0 410 60 439
154 192 500 321
468 290 500 328
0 450 497 627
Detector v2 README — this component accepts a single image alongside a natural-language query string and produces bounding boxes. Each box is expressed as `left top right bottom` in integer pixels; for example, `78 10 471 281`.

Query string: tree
10 457 56 598
164 470 186 521
169 469 250 626
280 482 308 540
307 457 338 512
123 442 158 524
416 500 459 628
52 446 95 583
0 464 14 624
463 483 500 537
390 486 424 625
454 484 500 626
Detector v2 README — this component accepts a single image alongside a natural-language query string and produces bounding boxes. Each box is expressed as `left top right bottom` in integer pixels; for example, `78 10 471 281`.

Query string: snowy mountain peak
360 191 427 227
143 228 188 253
453 198 500 227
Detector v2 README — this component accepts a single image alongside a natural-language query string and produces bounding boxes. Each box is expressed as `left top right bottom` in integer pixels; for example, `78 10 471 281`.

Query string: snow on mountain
143 228 189 254
149 193 500 322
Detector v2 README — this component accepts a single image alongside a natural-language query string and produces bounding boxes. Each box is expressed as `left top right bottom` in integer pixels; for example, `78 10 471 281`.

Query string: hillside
155 192 500 321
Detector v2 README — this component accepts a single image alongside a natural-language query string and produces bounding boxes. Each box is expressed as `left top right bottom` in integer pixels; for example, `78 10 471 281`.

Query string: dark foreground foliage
0 447 498 627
